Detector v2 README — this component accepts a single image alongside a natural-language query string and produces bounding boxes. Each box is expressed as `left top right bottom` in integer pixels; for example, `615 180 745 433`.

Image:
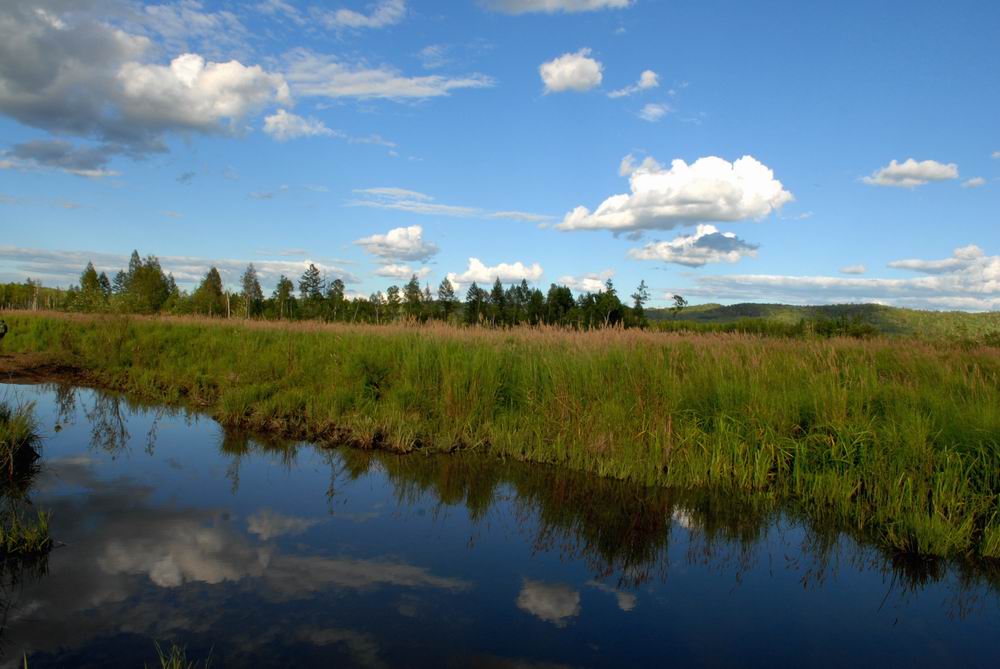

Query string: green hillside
646 302 1000 337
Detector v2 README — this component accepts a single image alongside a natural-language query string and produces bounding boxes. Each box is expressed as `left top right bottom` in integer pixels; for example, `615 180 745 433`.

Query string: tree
97 272 112 299
670 294 688 320
112 270 128 295
403 274 422 319
385 285 401 321
326 277 346 320
76 262 106 311
273 275 295 319
545 284 575 325
298 263 323 300
437 278 457 321
488 278 506 326
240 264 264 318
465 282 486 325
194 267 226 316
631 280 650 327
370 291 385 324
124 254 170 313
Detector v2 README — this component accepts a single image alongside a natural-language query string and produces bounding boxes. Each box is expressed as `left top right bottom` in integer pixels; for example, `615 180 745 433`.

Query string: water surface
2 383 998 667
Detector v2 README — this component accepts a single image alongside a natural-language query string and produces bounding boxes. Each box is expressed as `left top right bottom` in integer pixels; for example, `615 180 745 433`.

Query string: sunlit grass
4 311 1000 559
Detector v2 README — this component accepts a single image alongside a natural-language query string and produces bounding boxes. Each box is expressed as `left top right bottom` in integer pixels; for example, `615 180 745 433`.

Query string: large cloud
539 49 603 93
685 245 1000 311
446 258 543 290
628 224 759 267
0 2 289 161
354 225 439 262
285 49 494 100
558 154 793 233
862 158 959 188
484 0 631 13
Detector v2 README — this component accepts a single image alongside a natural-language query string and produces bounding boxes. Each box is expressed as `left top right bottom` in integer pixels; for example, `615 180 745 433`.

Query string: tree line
1 250 656 329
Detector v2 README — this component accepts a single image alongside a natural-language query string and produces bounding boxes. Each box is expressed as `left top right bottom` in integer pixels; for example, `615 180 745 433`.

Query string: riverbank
2 311 1000 560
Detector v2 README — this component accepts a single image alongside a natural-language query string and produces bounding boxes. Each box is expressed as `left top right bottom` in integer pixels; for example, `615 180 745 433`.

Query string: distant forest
0 250 658 328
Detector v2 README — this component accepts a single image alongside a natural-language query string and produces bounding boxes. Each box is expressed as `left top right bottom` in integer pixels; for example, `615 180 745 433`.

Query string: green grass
4 311 1000 560
0 400 40 479
0 510 51 555
0 400 51 555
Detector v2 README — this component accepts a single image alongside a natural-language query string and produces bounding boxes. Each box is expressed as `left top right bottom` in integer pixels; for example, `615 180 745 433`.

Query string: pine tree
194 267 225 316
385 285 401 321
437 278 457 321
403 274 422 319
298 263 323 300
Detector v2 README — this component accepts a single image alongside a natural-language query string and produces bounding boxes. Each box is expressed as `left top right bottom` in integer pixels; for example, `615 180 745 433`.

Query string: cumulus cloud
354 225 439 262
559 154 793 233
962 177 986 189
539 49 603 93
314 0 406 30
862 158 959 188
375 264 432 280
839 264 867 275
285 50 494 100
484 0 631 13
0 3 289 162
628 224 759 266
608 70 658 98
446 258 543 290
557 269 615 293
0 245 359 288
263 109 335 140
351 187 553 222
516 579 580 627
685 244 1000 311
638 102 670 122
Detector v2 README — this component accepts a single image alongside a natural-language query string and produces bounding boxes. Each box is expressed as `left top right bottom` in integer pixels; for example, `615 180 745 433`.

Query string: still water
2 382 999 667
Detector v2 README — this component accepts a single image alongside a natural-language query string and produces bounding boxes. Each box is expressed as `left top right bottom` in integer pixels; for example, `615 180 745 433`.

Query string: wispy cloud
350 187 553 222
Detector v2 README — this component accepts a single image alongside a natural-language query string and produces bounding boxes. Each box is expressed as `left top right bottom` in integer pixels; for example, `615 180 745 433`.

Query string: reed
3 311 1000 560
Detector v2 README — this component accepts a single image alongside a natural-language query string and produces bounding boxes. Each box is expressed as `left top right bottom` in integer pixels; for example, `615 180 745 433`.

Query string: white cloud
117 53 290 133
559 154 793 233
962 177 987 189
839 264 867 275
351 187 553 222
374 264 432 280
685 245 1000 311
539 48 603 93
516 579 580 627
558 269 615 293
315 0 406 30
608 70 658 98
862 158 959 188
263 109 335 140
992 151 1000 159
446 257 543 290
888 244 984 274
285 50 494 100
484 0 631 13
0 246 360 288
638 102 670 122
628 224 758 266
586 581 637 612
355 225 439 262
418 44 449 69
247 510 322 541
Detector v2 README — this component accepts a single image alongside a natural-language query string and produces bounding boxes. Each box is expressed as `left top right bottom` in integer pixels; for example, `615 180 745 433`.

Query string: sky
1 0 998 310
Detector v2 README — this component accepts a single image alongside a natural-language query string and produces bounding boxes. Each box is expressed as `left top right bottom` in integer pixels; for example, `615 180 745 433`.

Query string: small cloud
862 158 959 188
516 579 580 627
628 224 759 266
177 171 196 184
539 48 603 93
247 509 322 541
162 210 183 219
638 103 670 122
992 151 1000 159
608 70 658 98
249 191 275 200
418 44 449 69
264 109 336 141
961 177 986 189
839 264 866 275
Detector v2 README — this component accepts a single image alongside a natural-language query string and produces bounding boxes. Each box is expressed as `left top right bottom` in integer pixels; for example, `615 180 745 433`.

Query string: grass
0 510 51 554
0 400 40 480
0 399 51 555
3 311 1000 560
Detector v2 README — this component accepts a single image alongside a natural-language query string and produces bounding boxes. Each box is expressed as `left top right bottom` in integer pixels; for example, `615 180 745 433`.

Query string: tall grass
0 399 51 554
4 311 1000 560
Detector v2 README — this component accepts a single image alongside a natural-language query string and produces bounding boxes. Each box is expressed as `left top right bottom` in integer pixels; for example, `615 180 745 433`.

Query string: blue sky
1 0 998 309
